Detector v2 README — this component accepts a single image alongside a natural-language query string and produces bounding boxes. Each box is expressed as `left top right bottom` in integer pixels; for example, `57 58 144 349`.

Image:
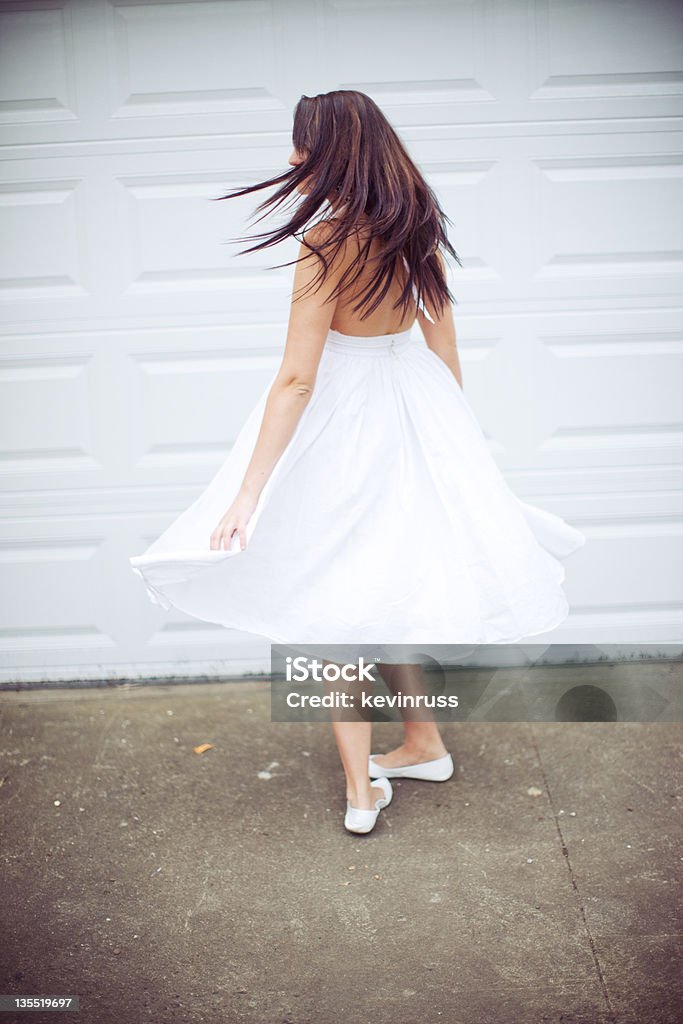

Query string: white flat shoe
368 751 454 782
344 777 393 834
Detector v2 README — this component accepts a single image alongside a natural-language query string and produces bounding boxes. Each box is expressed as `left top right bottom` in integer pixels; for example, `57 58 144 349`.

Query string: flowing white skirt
129 327 586 649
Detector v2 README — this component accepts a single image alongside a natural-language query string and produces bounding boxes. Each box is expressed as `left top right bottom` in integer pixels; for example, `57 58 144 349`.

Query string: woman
130 90 585 835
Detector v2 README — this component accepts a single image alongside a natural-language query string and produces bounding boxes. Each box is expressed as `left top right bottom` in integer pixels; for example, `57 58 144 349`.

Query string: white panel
110 0 286 117
0 5 77 124
328 0 494 108
532 156 683 295
530 0 683 103
0 354 97 475
0 180 87 299
116 171 291 295
131 348 281 471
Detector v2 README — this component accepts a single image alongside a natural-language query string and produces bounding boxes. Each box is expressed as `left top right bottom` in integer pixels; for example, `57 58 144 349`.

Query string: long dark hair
216 89 461 321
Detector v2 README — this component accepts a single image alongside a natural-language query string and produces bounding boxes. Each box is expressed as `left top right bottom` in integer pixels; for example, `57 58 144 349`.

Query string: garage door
1 0 682 682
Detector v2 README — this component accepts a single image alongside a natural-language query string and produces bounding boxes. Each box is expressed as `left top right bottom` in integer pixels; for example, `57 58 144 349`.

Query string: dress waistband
325 328 415 356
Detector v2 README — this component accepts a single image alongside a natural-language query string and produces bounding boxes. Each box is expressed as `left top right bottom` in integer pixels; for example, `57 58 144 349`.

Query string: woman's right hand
210 490 259 552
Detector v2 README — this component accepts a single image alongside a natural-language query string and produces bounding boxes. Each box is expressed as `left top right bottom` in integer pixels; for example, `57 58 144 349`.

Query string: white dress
129 316 586 651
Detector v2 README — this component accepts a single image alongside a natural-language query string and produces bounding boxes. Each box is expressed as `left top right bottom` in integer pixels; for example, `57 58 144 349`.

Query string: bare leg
322 659 388 810
371 662 449 769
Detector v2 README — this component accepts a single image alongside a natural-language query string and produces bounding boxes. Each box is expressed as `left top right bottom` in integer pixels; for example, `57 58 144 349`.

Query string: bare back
328 225 418 337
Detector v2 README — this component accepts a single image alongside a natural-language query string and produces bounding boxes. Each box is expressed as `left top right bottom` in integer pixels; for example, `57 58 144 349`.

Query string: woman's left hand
210 490 259 552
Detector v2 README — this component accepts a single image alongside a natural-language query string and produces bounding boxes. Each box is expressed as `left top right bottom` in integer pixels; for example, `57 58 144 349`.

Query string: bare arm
417 256 463 389
210 226 340 552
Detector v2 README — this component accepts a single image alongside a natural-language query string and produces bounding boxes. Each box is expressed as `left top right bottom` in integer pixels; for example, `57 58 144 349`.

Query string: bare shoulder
302 217 335 242
300 218 341 255
290 219 347 310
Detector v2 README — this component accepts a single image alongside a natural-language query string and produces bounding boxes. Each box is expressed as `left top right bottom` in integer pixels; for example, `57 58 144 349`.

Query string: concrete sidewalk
0 675 680 1024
